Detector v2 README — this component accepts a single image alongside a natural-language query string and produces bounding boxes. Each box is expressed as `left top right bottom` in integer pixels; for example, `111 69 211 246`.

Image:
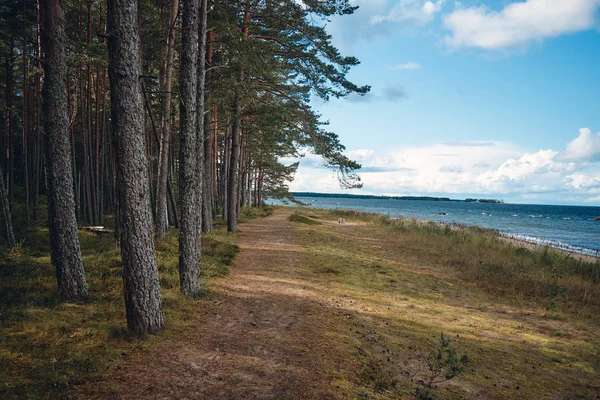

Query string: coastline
499 235 600 263
290 203 600 263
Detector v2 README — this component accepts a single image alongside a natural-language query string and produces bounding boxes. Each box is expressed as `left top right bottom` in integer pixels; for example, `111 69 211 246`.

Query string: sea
277 195 600 257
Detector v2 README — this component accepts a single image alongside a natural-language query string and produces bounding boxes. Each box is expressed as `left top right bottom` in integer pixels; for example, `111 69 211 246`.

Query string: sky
286 0 600 206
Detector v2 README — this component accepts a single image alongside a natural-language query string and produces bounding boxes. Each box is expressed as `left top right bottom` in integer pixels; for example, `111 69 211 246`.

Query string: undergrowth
0 224 239 399
289 212 321 225
238 205 273 223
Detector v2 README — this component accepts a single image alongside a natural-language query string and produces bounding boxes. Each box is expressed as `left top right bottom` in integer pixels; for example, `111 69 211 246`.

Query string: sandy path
97 209 354 400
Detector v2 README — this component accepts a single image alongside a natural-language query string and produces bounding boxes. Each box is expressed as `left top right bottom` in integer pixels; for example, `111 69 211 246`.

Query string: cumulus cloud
287 128 600 204
567 173 600 189
372 0 445 25
487 150 564 180
392 62 422 70
443 0 600 50
563 128 600 162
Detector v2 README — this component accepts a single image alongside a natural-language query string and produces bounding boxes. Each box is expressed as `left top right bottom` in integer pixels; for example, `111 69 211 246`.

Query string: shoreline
286 204 600 263
498 235 600 263
437 220 599 262
439 220 600 262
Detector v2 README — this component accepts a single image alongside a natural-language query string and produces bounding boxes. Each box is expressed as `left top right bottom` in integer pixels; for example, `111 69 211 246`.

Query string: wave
501 232 600 257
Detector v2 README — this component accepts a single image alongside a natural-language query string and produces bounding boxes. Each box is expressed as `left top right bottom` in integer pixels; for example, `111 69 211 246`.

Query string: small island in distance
291 192 504 204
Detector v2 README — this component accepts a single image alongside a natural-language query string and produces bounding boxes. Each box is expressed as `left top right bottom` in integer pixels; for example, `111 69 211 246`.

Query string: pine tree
107 0 164 333
155 0 178 239
40 0 88 300
178 0 201 295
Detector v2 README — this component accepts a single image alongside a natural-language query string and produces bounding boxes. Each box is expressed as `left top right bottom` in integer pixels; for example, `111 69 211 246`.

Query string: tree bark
22 14 30 225
201 110 212 232
227 94 241 232
196 0 208 236
0 163 15 248
200 25 214 233
155 0 178 239
226 0 250 232
5 39 14 200
178 0 201 295
222 119 230 221
40 0 88 300
107 0 164 333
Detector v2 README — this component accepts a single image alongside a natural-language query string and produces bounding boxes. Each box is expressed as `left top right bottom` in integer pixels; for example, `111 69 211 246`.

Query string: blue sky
287 0 600 205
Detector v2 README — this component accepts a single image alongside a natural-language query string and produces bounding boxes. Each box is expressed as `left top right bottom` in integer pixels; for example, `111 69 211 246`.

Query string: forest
3 2 600 398
0 0 367 333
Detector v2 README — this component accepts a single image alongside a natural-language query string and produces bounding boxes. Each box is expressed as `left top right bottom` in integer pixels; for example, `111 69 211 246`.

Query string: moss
0 222 239 399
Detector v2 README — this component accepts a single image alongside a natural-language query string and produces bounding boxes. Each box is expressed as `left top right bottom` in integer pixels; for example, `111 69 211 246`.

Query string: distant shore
291 192 504 203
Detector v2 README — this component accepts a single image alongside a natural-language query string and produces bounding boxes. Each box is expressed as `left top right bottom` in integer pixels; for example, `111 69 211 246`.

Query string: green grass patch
238 205 273 223
289 212 321 225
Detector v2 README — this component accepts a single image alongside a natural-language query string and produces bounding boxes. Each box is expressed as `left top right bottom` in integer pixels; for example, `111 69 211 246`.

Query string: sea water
278 196 600 257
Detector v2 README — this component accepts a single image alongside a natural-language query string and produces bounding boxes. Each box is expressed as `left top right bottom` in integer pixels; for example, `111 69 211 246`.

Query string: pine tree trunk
222 120 230 221
200 12 214 233
40 0 88 300
5 40 14 200
227 94 241 232
22 21 30 225
107 0 164 333
155 0 178 239
226 0 250 232
196 0 207 235
0 163 15 248
211 106 218 220
201 109 212 232
178 0 201 295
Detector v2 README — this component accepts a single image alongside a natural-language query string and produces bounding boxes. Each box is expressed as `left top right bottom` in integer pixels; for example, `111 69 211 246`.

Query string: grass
324 208 600 317
288 212 321 225
2 204 599 399
0 221 239 399
238 205 273 223
284 206 600 399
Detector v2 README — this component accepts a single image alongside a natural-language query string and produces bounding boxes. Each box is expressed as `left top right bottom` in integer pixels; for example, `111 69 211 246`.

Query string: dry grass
287 207 600 399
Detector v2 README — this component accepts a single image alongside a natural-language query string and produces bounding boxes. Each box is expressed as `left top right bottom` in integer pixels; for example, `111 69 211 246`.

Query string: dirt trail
99 209 356 399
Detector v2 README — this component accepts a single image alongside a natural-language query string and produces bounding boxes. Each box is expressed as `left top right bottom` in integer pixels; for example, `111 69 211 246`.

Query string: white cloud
371 0 445 25
567 173 600 189
347 149 376 162
392 62 422 70
443 0 600 50
563 128 600 162
286 128 600 204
